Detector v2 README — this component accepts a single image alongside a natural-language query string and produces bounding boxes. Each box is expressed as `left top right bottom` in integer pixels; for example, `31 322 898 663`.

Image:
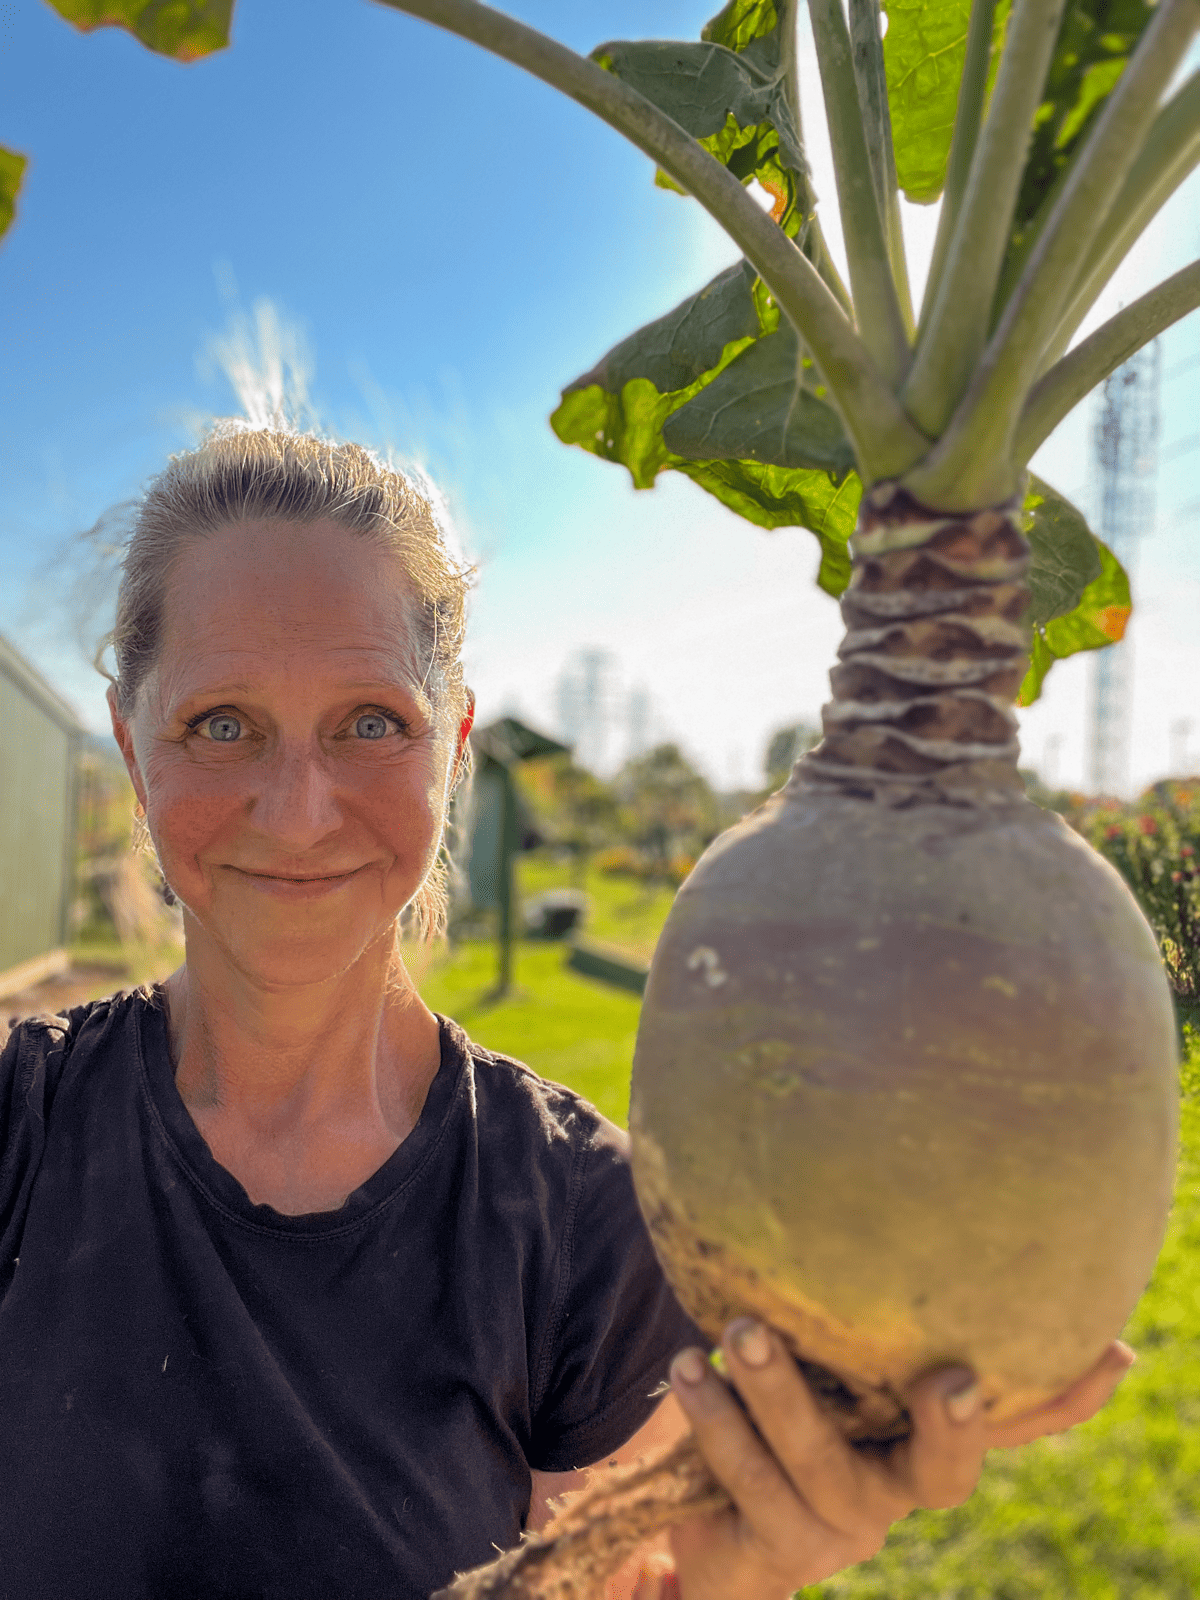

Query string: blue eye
205 715 242 742
355 714 392 740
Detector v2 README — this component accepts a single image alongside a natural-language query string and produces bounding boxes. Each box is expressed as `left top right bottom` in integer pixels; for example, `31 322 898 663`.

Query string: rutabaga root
432 1433 729 1600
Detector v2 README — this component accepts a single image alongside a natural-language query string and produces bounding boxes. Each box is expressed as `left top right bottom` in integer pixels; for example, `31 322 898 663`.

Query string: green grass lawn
413 852 672 1124
518 852 679 965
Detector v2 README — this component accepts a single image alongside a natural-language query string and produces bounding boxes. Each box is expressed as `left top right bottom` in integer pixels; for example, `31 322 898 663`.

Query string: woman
0 427 1129 1600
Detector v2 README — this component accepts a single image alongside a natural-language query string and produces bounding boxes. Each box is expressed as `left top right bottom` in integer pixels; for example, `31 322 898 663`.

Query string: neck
163 919 440 1140
799 480 1031 808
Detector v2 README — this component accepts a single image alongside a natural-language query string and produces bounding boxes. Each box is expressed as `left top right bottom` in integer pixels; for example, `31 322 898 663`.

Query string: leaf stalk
1015 260 1200 460
906 0 1200 508
808 0 913 384
848 0 915 336
379 0 929 480
917 0 998 327
1040 70 1200 373
777 0 855 318
903 0 1068 438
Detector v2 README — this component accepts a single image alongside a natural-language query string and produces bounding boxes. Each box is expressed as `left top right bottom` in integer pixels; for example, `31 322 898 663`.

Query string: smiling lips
228 865 367 897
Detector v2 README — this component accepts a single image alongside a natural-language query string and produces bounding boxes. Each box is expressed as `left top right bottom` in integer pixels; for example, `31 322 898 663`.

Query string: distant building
0 636 85 996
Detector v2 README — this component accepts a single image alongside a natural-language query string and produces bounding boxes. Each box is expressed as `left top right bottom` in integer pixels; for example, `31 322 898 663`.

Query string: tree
616 743 717 880
520 754 623 886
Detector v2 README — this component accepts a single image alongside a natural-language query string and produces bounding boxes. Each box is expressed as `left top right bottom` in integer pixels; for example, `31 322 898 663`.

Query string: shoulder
0 991 146 1223
441 1016 629 1169
2 989 151 1117
434 1016 643 1271
434 1024 703 1471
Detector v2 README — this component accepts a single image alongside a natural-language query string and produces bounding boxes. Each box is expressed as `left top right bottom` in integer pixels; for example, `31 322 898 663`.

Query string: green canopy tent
466 717 569 995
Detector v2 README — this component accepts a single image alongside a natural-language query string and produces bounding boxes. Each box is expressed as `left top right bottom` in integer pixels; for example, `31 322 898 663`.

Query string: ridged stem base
801 481 1030 807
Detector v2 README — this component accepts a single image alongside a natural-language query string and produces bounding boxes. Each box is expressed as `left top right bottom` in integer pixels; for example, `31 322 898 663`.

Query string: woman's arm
528 1391 689 1532
529 1395 688 1600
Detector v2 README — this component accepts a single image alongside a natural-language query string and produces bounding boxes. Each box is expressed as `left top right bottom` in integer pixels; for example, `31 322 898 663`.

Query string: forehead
156 518 425 692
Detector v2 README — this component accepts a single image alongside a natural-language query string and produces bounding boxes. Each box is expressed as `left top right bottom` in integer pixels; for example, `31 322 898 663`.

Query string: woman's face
110 518 466 988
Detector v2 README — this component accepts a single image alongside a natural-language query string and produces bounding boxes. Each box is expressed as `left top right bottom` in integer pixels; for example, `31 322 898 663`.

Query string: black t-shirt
0 989 698 1600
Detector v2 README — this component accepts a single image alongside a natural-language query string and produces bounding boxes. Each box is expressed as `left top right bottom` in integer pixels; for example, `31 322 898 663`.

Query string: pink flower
1182 844 1195 858
1139 816 1158 835
1105 824 1122 840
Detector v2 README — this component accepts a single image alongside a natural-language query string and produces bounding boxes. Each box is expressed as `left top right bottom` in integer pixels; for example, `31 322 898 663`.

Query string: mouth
227 865 367 895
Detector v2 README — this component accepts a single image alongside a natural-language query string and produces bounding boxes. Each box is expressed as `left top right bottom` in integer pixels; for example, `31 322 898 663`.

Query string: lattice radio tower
1088 342 1161 795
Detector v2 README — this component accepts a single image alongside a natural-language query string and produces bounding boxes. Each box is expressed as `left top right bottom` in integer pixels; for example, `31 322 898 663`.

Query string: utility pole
1088 342 1161 797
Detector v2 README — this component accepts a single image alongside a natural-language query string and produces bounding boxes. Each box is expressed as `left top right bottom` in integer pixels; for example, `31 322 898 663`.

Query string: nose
249 744 344 852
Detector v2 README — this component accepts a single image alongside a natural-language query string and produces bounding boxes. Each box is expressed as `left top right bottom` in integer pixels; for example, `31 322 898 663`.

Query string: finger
669 1346 811 1552
881 1365 989 1510
721 1319 895 1534
987 1341 1135 1449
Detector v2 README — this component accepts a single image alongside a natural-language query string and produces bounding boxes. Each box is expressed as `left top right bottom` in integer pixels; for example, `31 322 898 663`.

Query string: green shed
0 635 84 996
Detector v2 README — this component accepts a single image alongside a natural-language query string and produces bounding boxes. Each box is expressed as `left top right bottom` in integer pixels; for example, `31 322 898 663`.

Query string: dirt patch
3 963 147 1029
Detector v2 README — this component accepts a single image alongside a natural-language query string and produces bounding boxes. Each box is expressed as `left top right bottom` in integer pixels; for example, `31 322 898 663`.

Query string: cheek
146 776 246 874
373 764 449 867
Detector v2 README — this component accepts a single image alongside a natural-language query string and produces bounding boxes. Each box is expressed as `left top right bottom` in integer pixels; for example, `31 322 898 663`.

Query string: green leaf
0 148 27 242
662 324 856 476
672 458 862 594
1019 524 1131 706
552 261 860 597
882 0 1011 203
702 0 780 53
1024 474 1102 626
565 260 764 409
591 39 804 174
46 0 233 60
1002 0 1157 283
593 5 814 236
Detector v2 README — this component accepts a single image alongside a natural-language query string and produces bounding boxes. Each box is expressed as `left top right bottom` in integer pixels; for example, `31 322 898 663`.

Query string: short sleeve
0 1014 68 1285
527 1118 702 1473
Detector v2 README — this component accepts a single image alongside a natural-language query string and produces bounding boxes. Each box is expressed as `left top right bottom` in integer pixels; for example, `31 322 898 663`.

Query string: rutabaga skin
631 791 1177 1440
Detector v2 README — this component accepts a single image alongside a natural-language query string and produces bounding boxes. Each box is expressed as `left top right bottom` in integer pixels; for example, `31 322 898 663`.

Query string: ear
108 683 148 812
456 690 476 765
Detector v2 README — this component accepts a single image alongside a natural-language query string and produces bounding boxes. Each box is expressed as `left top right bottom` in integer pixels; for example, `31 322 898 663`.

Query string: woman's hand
655 1321 1134 1600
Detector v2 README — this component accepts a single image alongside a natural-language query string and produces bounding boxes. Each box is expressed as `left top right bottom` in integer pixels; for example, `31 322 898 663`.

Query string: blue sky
1 0 1198 793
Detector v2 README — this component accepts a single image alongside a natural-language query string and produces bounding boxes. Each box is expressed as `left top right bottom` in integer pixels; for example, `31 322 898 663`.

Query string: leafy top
46 0 234 61
702 0 780 53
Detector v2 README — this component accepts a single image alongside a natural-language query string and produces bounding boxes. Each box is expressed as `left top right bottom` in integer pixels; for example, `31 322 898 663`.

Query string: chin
242 937 395 991
184 905 400 990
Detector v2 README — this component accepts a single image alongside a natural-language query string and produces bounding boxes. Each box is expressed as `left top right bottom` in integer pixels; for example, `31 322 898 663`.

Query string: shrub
1074 781 1200 1005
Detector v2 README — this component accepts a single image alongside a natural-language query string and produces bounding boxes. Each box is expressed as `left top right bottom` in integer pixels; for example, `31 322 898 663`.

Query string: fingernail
671 1348 707 1387
728 1317 772 1368
943 1374 981 1424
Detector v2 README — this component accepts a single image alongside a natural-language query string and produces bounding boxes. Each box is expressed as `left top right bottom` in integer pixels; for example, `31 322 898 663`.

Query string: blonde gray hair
105 424 473 941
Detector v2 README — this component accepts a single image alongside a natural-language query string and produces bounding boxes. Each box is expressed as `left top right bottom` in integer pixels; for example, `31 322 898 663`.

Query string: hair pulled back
106 423 474 941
